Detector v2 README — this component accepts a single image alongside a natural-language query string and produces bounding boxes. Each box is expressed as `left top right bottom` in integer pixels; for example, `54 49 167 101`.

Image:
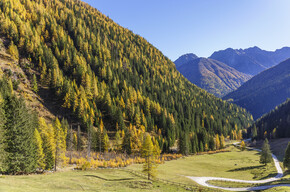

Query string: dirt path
187 142 290 191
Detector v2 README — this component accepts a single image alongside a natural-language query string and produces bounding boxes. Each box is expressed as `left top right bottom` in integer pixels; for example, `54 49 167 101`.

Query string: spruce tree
260 139 272 165
283 142 290 170
4 96 37 174
0 94 6 171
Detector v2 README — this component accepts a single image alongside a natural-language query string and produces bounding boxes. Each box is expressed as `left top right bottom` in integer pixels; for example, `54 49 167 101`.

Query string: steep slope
175 57 252 97
0 38 55 122
249 99 290 140
210 46 290 75
224 59 290 120
174 53 198 68
0 0 252 153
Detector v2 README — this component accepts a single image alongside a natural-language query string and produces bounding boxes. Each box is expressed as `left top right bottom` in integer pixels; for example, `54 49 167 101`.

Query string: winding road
187 143 290 191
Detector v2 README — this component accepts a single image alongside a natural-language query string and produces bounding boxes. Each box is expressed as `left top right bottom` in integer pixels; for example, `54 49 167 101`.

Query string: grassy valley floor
0 145 288 192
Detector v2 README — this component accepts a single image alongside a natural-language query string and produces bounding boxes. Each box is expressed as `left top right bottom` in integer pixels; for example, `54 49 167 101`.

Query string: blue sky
82 0 290 61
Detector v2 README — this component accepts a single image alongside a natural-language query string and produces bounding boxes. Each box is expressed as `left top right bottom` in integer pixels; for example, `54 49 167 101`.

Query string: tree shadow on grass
85 175 135 181
227 165 265 172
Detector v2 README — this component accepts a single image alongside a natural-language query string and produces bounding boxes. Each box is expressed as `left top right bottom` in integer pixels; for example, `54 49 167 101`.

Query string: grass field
0 145 284 192
0 169 193 192
128 146 277 185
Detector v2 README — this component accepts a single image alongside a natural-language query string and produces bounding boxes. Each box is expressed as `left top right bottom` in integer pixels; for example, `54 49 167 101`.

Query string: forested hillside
175 56 251 97
0 0 252 157
224 58 290 120
249 99 290 140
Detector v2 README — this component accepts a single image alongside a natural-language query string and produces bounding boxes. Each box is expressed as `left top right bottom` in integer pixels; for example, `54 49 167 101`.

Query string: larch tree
240 141 246 151
260 139 272 165
141 133 159 180
215 134 220 150
34 129 46 170
220 135 225 149
54 118 66 171
39 118 55 170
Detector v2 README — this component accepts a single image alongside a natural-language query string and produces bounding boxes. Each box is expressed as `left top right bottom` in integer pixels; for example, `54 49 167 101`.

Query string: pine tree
260 139 272 165
283 142 290 170
141 133 159 180
34 129 46 170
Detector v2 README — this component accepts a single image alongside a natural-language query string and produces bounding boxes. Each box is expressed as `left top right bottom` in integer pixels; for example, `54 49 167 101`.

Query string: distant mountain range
223 58 290 120
210 46 290 75
175 46 290 97
175 56 251 97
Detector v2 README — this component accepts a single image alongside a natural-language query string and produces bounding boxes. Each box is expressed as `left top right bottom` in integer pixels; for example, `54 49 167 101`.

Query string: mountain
174 53 198 68
210 46 290 75
249 99 290 140
175 56 252 97
0 0 252 156
223 58 290 120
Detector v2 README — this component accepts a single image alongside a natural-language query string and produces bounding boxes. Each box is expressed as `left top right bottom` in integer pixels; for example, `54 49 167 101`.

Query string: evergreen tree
260 139 272 165
122 129 132 154
0 94 6 171
4 96 37 174
283 142 290 170
251 124 258 140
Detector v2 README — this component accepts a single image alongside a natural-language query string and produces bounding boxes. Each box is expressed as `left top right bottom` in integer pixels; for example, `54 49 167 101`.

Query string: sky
82 0 290 61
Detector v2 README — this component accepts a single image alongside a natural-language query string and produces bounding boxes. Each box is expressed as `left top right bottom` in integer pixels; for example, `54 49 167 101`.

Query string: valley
0 0 289 192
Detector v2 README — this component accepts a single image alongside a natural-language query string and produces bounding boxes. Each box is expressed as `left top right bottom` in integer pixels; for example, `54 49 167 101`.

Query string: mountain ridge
210 46 290 75
223 58 290 119
175 55 252 97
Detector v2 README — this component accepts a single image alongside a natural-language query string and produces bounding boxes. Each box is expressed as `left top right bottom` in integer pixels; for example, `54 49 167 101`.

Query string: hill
248 99 290 141
210 46 290 75
0 0 252 156
175 56 252 97
224 59 290 119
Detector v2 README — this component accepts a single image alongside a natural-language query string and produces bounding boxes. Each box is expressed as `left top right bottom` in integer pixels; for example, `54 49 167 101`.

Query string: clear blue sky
82 0 290 61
